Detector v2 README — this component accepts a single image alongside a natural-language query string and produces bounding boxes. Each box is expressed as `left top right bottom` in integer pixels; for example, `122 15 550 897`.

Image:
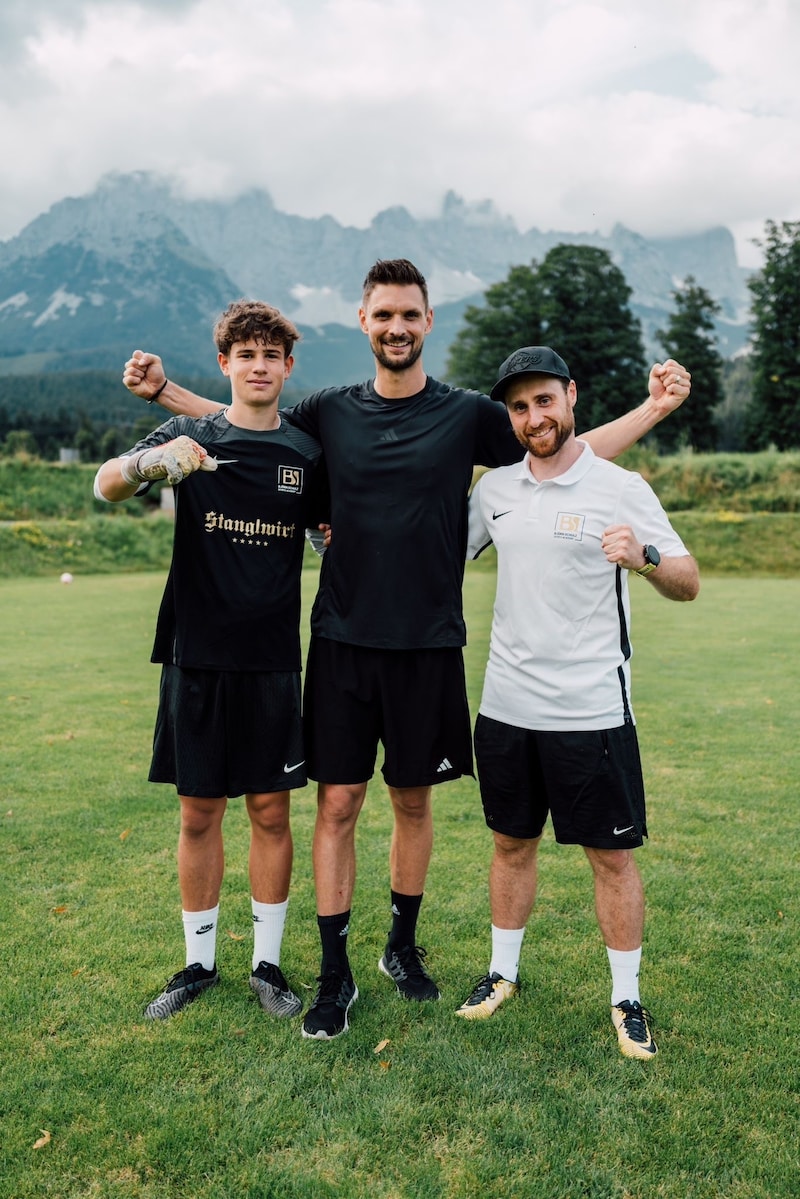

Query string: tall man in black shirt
98 301 322 1021
122 260 690 1038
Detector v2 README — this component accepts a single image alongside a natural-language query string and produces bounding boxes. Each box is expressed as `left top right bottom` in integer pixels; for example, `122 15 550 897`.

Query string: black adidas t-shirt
284 378 522 649
124 410 322 671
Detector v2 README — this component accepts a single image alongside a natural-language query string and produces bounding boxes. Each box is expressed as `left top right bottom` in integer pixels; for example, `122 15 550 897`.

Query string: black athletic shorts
149 665 306 798
474 715 647 848
303 637 474 788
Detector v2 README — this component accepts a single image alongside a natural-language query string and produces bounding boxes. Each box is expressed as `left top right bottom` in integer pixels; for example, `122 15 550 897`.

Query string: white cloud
0 0 797 268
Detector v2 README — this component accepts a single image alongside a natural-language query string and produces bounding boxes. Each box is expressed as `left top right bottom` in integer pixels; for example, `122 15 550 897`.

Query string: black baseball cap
490 346 572 402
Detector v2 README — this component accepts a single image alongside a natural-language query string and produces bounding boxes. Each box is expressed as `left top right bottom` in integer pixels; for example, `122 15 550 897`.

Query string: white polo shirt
467 441 690 731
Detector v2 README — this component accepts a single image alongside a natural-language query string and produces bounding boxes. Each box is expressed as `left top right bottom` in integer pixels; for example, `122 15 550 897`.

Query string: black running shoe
301 969 358 1039
144 962 219 1020
378 944 441 1001
249 961 303 1018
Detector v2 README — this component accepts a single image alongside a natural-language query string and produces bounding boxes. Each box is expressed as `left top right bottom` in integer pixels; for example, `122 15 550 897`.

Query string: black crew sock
318 910 351 975
387 890 423 951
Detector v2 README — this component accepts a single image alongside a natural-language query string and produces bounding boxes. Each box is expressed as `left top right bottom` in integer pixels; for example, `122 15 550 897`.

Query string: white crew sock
182 905 219 971
489 924 525 983
251 898 289 971
607 946 642 1006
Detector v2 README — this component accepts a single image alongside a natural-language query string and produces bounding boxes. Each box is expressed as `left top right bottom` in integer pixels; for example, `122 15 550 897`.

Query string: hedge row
1 510 798 579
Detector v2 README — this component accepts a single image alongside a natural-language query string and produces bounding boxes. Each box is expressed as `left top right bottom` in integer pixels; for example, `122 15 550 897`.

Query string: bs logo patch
277 465 304 493
554 511 585 540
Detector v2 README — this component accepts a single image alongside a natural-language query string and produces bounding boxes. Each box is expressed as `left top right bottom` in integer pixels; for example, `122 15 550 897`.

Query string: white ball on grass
60 572 74 584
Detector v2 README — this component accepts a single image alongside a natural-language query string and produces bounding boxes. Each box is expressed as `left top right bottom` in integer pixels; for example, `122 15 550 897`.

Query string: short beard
517 413 575 458
373 339 424 373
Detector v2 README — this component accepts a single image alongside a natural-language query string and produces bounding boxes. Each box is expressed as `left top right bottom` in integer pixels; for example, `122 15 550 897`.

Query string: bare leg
583 847 644 950
388 785 433 895
177 795 226 911
489 833 541 928
587 848 657 1056
312 782 367 915
245 790 293 904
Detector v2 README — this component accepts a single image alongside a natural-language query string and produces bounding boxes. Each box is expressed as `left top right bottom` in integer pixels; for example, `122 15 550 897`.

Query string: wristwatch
635 545 661 576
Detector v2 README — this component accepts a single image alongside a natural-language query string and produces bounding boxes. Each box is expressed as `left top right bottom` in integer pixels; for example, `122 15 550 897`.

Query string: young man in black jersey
120 260 689 1039
96 301 323 1021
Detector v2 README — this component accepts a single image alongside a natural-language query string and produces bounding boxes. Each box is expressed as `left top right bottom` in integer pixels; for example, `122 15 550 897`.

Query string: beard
372 336 425 373
516 411 575 458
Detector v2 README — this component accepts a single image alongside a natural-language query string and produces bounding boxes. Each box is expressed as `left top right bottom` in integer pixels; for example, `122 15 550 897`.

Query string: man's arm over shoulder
281 391 325 439
474 393 524 467
123 351 225 418
580 360 691 460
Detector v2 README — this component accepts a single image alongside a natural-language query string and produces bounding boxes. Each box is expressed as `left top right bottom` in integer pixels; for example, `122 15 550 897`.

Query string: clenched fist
119 436 217 486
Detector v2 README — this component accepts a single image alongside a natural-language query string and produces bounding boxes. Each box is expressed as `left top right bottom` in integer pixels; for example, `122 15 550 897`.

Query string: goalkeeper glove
119 436 218 486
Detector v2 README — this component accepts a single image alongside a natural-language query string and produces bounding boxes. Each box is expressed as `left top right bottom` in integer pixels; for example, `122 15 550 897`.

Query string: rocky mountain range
0 172 753 393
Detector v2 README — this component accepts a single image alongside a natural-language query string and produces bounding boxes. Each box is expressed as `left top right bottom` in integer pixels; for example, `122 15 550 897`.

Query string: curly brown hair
213 300 301 358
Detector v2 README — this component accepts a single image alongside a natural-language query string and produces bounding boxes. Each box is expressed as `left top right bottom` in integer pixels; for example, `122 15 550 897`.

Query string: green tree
715 358 753 452
536 244 647 428
131 413 162 444
2 429 40 457
445 245 647 428
74 413 100 463
744 220 800 449
655 276 722 451
445 263 544 395
99 426 126 461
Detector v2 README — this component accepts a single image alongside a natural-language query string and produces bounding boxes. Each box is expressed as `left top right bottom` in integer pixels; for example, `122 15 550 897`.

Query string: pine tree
656 276 722 451
744 220 800 449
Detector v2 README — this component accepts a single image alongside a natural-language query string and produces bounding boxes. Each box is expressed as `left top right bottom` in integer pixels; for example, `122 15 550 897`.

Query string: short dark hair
213 300 300 358
362 259 429 312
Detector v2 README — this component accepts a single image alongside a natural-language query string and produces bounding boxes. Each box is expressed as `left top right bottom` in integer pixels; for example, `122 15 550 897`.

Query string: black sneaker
249 961 303 1018
144 962 219 1020
301 969 358 1039
378 944 441 1001
611 1000 658 1059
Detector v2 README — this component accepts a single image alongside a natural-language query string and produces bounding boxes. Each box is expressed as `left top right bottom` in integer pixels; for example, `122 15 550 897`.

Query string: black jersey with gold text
122 410 322 671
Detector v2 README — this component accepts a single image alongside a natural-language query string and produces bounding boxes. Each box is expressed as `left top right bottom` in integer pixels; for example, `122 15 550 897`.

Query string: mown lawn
0 568 797 1198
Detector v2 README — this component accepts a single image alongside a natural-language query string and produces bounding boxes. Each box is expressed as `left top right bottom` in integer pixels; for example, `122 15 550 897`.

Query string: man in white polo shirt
456 346 699 1059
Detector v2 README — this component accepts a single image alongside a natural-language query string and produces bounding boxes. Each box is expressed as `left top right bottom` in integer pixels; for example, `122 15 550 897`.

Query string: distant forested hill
0 371 308 456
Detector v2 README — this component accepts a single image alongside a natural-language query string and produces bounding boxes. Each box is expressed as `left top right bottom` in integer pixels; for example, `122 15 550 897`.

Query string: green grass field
1 566 797 1199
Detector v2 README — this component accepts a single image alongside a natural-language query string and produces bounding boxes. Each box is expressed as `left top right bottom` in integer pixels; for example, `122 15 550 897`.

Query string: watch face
644 544 661 567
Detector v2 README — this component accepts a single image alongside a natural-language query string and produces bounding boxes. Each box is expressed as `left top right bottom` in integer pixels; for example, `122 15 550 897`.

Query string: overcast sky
2 0 797 266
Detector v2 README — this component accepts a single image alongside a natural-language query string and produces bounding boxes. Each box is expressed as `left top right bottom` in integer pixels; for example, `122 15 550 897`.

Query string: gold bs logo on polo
554 511 585 540
277 465 304 494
